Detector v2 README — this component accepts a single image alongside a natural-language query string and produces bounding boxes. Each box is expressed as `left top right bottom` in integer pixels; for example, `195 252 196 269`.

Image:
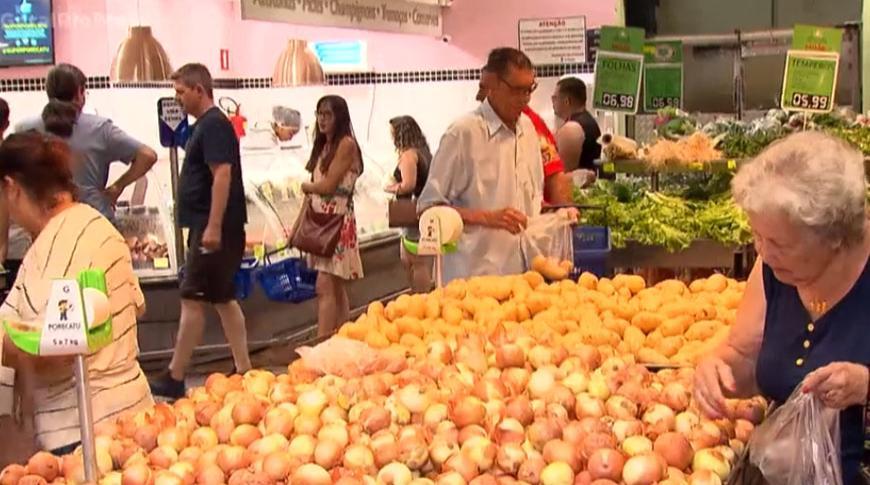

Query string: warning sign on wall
518 16 587 66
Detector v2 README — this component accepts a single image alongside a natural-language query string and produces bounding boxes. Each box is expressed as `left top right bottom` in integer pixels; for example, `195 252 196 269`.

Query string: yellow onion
496 443 526 475
291 463 331 485
542 440 581 473
462 436 497 471
540 461 574 485
377 462 413 485
450 396 486 428
343 443 375 473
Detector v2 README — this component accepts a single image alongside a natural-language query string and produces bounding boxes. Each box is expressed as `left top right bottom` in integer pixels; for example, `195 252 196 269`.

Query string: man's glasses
499 76 537 97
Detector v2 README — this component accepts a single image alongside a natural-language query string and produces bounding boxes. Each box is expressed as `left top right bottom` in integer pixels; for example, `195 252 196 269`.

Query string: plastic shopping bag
744 385 842 485
295 336 407 379
521 209 576 272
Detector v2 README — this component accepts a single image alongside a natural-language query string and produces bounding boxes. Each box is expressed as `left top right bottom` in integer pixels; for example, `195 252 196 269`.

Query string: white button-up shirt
418 100 544 282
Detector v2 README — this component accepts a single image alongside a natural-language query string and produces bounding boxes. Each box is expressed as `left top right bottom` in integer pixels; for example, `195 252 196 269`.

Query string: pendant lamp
272 40 325 87
110 26 173 82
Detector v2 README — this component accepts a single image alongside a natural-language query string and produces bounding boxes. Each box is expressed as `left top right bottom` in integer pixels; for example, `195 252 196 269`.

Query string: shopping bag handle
541 204 608 225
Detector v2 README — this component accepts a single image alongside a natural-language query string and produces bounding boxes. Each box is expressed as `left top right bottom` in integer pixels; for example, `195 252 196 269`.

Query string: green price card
593 51 644 113
780 50 839 113
792 24 843 52
599 26 645 54
643 41 683 112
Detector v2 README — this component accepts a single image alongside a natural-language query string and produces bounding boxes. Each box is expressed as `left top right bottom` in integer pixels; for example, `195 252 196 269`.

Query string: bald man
477 67 572 204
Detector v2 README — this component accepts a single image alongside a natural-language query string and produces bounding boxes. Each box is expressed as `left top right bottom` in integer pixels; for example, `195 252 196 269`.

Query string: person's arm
544 172 573 205
556 122 585 172
205 163 231 236
102 122 158 204
200 121 240 251
0 194 9 263
302 138 357 196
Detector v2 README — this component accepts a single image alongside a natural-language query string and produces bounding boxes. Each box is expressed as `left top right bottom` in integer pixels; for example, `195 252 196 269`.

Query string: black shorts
180 227 245 304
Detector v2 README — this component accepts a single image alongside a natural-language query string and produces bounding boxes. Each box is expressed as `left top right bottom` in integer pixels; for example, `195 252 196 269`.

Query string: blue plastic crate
256 256 318 303
572 225 611 278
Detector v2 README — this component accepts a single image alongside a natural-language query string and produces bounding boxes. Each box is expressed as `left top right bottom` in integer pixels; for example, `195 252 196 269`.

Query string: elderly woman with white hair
694 131 869 483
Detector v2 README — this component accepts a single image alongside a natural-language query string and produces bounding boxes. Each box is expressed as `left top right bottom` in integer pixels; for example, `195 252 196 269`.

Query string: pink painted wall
1 0 616 79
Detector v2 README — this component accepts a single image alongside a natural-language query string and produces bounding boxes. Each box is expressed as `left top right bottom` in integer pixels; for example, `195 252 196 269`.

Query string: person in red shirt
477 67 572 204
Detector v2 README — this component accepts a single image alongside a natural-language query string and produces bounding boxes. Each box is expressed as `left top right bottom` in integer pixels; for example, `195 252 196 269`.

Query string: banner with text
241 0 443 36
518 16 587 65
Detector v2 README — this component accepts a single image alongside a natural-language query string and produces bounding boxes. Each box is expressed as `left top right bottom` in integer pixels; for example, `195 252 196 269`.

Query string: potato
656 279 687 295
523 271 546 289
624 274 647 294
637 347 670 365
443 304 463 326
367 300 386 318
365 331 390 349
381 322 401 343
645 329 664 349
395 317 424 339
444 279 467 300
623 325 646 353
631 311 664 334
659 315 692 337
516 303 532 322
603 317 629 337
613 300 640 321
526 293 552 316
658 301 694 319
597 278 617 296
685 320 722 341
578 272 599 290
656 336 684 358
704 273 728 293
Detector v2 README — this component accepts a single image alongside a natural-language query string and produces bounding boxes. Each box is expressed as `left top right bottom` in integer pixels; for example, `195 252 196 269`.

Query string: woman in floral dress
301 95 364 336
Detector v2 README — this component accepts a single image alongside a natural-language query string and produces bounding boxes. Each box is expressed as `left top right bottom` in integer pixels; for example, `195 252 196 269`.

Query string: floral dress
308 159 364 280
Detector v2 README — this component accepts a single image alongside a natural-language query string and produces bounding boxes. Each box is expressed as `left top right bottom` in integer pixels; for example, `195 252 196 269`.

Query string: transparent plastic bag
520 210 576 266
747 385 842 485
295 336 407 378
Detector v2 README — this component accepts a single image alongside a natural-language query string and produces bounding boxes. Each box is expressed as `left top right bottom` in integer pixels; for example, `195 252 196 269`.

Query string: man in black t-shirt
150 63 251 398
552 77 610 179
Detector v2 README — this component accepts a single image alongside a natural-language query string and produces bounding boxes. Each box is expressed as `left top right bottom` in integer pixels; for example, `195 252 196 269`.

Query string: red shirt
522 106 565 178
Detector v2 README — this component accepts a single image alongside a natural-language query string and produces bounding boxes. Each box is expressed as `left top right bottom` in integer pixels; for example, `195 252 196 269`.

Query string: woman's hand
301 182 313 195
802 362 869 410
694 355 738 419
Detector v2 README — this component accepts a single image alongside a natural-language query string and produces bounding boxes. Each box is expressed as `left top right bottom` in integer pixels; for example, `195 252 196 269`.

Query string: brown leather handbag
388 197 419 228
290 198 345 257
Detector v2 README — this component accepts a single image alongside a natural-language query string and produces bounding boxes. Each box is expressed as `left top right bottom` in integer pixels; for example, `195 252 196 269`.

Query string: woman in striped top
0 132 153 455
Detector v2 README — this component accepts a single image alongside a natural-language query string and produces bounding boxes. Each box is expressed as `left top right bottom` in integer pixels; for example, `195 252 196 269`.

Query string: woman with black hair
300 95 364 336
385 115 432 293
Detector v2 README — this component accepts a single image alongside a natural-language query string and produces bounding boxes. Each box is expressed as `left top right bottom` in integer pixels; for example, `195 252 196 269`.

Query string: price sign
643 41 683 112
593 51 643 113
157 97 191 148
153 257 170 269
417 216 443 256
780 50 838 113
39 280 88 356
593 26 645 114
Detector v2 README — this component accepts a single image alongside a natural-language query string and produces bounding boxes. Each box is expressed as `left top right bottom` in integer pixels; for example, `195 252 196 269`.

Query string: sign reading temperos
780 25 842 114
643 41 683 112
593 26 645 114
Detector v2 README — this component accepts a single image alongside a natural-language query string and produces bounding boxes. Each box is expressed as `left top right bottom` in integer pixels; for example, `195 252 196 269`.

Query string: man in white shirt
418 48 544 282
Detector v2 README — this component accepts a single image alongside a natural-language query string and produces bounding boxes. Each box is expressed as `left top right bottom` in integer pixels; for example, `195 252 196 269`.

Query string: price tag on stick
643 40 683 112
593 26 645 114
780 50 839 113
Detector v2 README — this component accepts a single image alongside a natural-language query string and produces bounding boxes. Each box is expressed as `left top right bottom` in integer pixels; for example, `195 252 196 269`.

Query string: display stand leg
169 147 185 267
435 253 443 289
74 355 98 481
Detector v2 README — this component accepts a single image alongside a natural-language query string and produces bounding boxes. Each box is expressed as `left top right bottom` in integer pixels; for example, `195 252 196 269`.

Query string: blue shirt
16 113 143 220
756 260 870 484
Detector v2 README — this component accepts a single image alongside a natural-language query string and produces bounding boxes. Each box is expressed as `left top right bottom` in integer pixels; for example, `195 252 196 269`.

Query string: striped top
0 203 153 451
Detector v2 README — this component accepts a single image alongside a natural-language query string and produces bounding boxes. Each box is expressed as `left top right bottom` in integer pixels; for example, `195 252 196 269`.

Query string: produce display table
611 239 754 276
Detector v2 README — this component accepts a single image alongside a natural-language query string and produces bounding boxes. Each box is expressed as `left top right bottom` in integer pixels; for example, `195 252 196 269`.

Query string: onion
622 453 664 485
361 405 391 434
294 406 324 433
462 436 497 471
546 386 576 413
268 382 296 404
587 374 611 401
397 385 433 414
469 474 498 485
528 369 556 399
517 455 545 484
641 404 676 439
428 340 453 364
26 452 59 481
418 402 447 432
733 400 765 425
502 368 531 396
178 446 203 464
429 438 459 468
674 411 700 436
540 461 574 485
605 396 638 420
688 469 723 485
263 407 295 438
121 463 153 485
660 383 690 412
444 452 479 482
495 343 525 369
190 427 219 450
562 372 589 394
494 418 526 444
495 442 526 475
611 419 644 443
734 419 754 443
690 421 724 451
314 439 345 469
216 445 250 474
343 444 375 473
153 470 184 485
505 396 534 426
542 440 581 473
450 396 486 428
0 464 27 485
436 471 467 485
288 434 316 463
473 378 509 402
262 451 292 481
249 434 289 456
149 446 179 469
528 419 562 451
692 449 731 480
134 424 160 452
377 462 414 485
297 388 329 417
653 432 693 470
231 398 264 426
528 345 555 369
581 433 616 461
587 448 625 481
398 436 430 470
229 424 261 448
622 436 653 457
575 393 606 419
168 462 195 485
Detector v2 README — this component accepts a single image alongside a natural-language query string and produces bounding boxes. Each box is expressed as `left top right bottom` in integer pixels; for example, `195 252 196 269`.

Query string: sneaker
148 372 186 400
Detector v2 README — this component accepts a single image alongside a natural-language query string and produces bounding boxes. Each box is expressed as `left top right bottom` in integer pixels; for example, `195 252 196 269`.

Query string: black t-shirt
569 111 603 172
178 107 247 231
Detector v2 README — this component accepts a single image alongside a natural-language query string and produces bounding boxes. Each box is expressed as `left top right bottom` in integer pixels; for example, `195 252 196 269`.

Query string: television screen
0 0 53 67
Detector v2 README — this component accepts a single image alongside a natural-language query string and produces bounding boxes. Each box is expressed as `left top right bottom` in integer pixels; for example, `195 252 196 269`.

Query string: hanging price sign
643 41 683 112
780 25 842 114
593 26 645 114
